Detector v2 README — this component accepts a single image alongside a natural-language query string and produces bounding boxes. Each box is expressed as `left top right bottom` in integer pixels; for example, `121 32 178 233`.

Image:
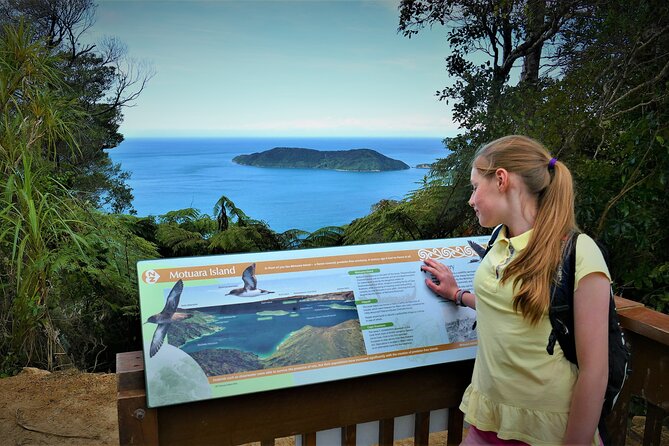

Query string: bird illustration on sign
145 279 192 357
467 240 488 262
227 263 274 297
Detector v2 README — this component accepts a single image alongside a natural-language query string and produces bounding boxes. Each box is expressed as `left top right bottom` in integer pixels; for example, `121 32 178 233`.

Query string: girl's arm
562 272 610 445
421 258 476 309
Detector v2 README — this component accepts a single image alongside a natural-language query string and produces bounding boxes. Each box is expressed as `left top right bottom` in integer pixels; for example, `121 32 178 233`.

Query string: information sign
137 236 487 408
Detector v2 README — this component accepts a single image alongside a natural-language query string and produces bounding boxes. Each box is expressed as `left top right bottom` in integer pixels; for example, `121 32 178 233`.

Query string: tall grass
1 155 87 369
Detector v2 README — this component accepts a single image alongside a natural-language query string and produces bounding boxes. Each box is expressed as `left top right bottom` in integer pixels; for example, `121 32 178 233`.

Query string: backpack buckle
555 318 569 335
547 330 557 355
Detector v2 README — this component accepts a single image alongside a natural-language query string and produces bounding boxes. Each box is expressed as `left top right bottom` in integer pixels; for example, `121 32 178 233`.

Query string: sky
90 0 457 138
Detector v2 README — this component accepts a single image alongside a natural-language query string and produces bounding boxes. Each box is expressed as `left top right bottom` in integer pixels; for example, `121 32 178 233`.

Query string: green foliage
398 1 591 121
56 50 133 213
214 195 248 231
301 226 345 248
642 263 669 314
396 0 669 311
153 208 214 256
278 228 311 250
0 351 21 378
156 222 210 256
1 1 150 214
0 19 154 372
120 195 348 259
0 20 82 169
344 199 421 244
48 211 158 370
0 156 157 371
209 223 271 253
0 132 87 370
0 151 151 372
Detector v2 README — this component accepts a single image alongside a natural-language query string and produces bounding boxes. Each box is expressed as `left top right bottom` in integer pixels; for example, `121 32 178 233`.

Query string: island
232 147 410 172
415 163 433 169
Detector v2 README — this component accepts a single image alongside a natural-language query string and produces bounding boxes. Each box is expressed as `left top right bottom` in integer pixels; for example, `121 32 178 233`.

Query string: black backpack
483 226 631 417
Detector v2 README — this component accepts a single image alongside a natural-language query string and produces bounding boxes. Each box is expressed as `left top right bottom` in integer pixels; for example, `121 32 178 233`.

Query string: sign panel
137 236 487 408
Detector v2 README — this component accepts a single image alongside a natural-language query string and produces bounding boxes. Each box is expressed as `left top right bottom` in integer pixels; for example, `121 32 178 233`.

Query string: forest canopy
0 0 667 375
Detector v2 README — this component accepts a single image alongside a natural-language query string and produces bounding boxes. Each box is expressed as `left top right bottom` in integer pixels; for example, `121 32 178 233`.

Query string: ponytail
474 135 576 324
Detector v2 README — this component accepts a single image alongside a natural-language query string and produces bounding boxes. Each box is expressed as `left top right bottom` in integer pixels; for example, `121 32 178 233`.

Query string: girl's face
468 166 503 228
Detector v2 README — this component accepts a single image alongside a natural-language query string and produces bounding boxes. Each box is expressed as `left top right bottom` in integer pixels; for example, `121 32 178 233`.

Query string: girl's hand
420 258 459 302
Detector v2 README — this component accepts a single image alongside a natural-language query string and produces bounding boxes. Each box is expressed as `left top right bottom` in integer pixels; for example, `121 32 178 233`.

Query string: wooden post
117 351 159 445
413 411 430 446
447 407 464 445
300 432 317 446
341 425 356 446
378 418 394 446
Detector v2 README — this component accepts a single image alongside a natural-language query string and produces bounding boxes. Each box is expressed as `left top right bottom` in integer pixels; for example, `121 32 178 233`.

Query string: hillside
232 147 410 171
264 319 366 368
166 310 220 347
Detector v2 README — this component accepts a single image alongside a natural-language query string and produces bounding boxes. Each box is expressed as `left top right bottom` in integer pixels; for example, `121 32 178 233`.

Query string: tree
397 0 669 310
558 0 669 310
0 20 157 372
0 0 154 213
0 0 96 54
214 195 249 231
399 0 589 125
393 1 593 246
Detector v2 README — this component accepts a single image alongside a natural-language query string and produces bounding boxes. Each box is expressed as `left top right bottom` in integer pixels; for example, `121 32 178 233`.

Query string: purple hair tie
548 157 558 170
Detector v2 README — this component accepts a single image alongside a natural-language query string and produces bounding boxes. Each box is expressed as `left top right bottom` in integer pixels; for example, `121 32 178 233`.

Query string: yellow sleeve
574 234 611 291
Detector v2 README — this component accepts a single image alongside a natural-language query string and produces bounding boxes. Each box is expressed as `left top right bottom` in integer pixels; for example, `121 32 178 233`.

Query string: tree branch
607 58 669 109
595 137 655 234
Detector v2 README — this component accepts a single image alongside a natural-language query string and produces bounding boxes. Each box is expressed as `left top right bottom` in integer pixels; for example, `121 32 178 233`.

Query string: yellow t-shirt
459 228 610 445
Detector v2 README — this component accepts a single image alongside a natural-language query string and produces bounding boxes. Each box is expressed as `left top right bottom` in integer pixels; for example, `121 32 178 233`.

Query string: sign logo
143 270 160 284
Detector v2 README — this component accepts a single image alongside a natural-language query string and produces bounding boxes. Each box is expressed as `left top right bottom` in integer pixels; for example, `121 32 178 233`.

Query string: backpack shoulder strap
470 224 505 332
482 224 505 258
547 231 580 364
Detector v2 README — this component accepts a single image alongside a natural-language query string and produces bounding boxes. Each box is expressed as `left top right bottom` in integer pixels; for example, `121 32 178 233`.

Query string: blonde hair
473 135 576 324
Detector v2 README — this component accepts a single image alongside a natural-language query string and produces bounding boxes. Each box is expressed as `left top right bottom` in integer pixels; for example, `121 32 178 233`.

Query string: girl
422 135 610 445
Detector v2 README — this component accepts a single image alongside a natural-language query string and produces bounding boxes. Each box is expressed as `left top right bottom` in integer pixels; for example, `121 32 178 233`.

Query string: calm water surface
106 137 448 232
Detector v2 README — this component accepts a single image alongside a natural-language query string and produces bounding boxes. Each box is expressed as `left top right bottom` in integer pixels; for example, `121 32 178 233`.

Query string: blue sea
106 137 448 232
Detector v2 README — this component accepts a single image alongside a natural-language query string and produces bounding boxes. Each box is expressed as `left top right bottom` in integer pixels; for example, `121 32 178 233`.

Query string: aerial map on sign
137 236 488 408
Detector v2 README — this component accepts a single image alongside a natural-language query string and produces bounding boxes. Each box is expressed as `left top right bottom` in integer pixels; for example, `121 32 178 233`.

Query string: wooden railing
117 296 669 445
606 297 669 446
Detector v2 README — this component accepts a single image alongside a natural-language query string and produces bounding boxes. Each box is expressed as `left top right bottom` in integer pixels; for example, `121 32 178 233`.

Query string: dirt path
0 368 118 445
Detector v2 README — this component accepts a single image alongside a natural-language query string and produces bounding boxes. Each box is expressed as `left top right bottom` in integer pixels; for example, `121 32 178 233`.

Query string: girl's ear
495 168 509 192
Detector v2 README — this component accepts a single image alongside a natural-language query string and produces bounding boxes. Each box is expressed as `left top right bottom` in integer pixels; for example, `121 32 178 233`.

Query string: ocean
106 137 449 232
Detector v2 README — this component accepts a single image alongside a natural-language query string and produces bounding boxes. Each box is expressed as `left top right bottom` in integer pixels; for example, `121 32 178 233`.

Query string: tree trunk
521 0 547 85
